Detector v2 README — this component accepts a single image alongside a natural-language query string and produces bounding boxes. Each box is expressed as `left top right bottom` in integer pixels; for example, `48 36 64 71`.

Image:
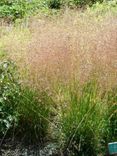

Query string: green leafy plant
0 60 21 135
0 0 46 21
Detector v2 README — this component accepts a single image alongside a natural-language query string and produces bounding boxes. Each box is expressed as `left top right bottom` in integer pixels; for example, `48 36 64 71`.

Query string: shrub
0 60 21 135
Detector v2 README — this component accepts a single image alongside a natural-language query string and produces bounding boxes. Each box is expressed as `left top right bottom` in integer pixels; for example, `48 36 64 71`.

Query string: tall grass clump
104 88 117 143
17 87 53 143
58 81 107 155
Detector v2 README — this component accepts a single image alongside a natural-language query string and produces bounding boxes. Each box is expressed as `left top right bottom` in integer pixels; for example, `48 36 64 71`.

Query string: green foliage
0 0 117 21
0 60 21 135
0 0 28 21
89 0 117 14
0 0 46 21
47 0 62 9
64 0 103 7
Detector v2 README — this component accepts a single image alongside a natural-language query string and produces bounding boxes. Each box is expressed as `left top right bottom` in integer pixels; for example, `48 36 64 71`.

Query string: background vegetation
0 0 117 21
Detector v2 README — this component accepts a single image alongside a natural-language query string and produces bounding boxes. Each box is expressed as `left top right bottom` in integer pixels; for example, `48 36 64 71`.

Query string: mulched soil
0 138 60 156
